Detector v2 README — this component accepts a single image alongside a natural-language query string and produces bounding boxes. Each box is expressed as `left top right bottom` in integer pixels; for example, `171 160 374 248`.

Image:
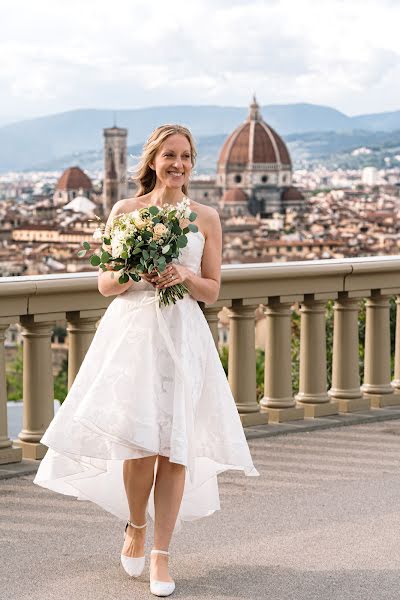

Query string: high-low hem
33 223 260 533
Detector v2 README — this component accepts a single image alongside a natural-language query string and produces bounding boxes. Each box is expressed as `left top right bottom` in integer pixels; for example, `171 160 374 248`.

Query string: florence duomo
102 96 304 223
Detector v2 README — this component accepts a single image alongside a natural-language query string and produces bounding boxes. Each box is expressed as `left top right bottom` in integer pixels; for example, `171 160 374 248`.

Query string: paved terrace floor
2 419 400 600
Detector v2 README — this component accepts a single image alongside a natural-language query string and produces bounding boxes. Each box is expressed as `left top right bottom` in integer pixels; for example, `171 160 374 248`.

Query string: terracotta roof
222 189 248 203
218 97 291 168
56 166 92 191
281 186 304 201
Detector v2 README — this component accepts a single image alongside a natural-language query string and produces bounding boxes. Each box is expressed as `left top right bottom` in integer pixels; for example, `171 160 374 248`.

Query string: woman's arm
181 208 222 305
97 201 135 297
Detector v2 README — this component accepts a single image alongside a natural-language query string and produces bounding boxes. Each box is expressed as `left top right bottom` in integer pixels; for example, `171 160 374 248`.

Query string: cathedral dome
56 166 92 191
282 186 304 201
222 188 248 203
217 97 291 168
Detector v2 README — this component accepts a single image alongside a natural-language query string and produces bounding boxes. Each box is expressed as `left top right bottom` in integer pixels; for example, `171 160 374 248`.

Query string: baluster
66 311 103 389
0 323 22 464
390 295 400 401
328 293 370 412
295 296 339 417
260 298 304 423
361 292 397 407
228 300 268 426
201 304 223 349
16 316 56 459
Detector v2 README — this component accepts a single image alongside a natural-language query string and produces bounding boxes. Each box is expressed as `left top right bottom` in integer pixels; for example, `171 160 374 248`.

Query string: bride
33 124 259 597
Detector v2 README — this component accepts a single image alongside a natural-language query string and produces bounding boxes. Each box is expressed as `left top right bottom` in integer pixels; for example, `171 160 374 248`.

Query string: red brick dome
218 97 291 168
222 189 248 203
282 186 304 201
56 166 92 191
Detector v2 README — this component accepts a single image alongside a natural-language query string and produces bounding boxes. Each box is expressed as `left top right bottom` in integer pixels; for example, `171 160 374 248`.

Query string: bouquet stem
157 283 189 306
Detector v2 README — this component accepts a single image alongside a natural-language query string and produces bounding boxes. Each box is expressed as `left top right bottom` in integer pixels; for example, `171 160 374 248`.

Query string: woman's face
151 133 192 190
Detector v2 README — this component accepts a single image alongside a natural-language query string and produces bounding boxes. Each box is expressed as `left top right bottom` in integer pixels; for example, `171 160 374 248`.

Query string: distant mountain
0 103 399 172
285 129 400 169
32 130 400 174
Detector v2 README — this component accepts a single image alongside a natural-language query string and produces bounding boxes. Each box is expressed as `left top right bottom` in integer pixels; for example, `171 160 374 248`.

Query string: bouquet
78 197 199 306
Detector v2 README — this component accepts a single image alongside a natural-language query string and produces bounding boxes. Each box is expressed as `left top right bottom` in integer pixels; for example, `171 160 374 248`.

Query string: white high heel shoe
150 549 175 597
120 519 147 577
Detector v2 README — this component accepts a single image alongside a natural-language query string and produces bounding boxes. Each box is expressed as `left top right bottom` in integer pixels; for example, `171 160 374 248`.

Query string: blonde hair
132 124 197 197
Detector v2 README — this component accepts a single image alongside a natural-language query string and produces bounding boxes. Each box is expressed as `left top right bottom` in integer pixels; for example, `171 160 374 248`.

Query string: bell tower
103 123 128 215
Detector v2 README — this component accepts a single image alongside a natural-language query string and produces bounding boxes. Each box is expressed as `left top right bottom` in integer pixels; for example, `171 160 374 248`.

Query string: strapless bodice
123 229 205 293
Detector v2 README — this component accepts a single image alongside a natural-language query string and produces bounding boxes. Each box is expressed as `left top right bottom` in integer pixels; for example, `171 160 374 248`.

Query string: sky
1 0 399 124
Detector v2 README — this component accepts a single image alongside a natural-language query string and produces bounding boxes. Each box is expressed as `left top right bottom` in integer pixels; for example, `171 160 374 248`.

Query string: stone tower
103 126 128 215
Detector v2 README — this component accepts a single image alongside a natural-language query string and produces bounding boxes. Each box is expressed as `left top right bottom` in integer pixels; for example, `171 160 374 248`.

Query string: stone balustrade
1 256 400 464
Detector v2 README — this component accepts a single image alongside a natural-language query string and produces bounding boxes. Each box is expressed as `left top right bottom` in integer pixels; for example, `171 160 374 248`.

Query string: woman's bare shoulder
116 194 151 215
188 199 221 240
189 199 219 217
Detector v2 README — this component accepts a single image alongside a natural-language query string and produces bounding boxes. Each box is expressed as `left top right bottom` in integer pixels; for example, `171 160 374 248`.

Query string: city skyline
1 0 399 124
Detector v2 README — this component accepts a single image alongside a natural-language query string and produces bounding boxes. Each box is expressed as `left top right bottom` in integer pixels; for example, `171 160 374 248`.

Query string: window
261 175 268 183
234 174 242 183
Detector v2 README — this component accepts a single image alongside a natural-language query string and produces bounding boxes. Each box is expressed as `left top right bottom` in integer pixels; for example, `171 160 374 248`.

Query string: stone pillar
361 293 397 407
328 294 370 412
228 300 268 426
0 322 22 464
201 305 221 349
295 298 338 417
66 312 100 389
260 299 304 423
16 316 56 459
390 295 400 401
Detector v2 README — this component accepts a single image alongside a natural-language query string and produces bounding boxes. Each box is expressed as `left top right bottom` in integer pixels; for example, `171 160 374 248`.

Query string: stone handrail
1 255 400 464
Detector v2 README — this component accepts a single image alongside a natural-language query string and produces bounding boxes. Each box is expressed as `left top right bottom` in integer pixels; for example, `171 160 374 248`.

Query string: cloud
0 0 399 120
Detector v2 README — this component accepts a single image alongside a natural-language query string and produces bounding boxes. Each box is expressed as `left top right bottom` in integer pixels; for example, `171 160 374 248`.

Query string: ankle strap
127 519 147 529
151 549 169 555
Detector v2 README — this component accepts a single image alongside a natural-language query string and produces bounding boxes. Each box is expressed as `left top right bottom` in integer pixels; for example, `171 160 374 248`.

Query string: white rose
111 240 124 257
92 228 103 242
111 229 125 257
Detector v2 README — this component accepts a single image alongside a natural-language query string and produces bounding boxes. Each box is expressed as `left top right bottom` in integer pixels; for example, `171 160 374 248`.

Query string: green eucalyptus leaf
101 251 112 263
77 249 86 257
83 241 91 250
177 235 188 248
129 272 141 281
118 273 129 284
90 254 101 266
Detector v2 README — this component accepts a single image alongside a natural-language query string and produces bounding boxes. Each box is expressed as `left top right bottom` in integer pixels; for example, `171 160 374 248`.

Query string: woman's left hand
150 263 190 289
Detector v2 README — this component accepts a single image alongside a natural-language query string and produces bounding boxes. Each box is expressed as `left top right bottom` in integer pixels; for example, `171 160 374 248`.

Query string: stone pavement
2 418 400 599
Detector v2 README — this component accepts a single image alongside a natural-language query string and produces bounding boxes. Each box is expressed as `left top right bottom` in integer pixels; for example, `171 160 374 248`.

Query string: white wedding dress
33 216 260 533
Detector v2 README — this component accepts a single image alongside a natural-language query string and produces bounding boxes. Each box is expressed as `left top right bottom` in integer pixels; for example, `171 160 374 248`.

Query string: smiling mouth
167 171 184 177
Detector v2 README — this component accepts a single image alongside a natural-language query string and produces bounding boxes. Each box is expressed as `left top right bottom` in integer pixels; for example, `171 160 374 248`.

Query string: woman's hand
149 263 191 289
140 271 157 286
